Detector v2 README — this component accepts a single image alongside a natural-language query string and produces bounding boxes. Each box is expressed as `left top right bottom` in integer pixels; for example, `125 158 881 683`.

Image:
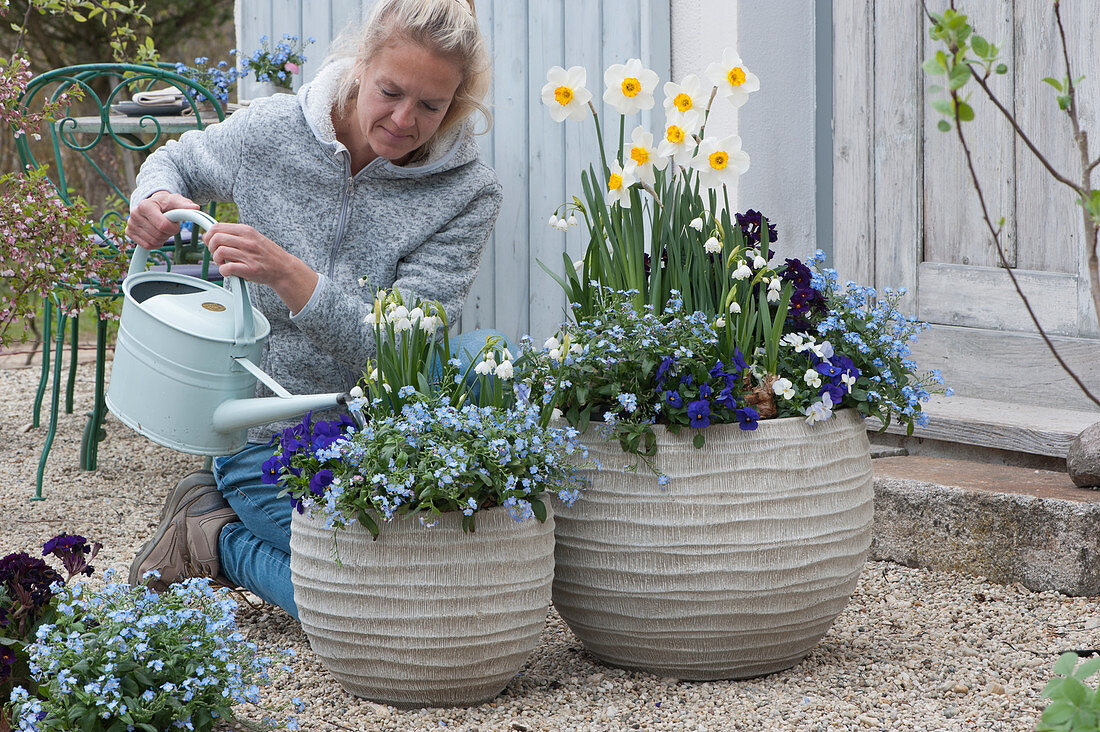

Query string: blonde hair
329 0 491 162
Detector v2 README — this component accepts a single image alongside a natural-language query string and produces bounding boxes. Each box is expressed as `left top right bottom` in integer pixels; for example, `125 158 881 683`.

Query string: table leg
35 307 67 500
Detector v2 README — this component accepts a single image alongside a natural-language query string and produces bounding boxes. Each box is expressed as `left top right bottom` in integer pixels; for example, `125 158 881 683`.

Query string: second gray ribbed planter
553 409 873 680
290 506 555 708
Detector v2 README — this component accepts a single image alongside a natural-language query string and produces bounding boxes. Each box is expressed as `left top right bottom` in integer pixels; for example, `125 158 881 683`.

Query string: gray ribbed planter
290 506 555 708
552 409 873 680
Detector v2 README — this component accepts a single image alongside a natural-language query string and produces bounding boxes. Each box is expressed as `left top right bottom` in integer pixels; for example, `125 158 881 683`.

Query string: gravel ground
2 359 1095 731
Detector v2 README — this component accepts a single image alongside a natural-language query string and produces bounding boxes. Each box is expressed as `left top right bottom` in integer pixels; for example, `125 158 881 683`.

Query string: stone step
871 455 1100 596
866 394 1098 458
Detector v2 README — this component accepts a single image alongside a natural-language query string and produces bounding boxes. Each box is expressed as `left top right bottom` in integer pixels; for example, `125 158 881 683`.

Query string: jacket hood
297 57 478 179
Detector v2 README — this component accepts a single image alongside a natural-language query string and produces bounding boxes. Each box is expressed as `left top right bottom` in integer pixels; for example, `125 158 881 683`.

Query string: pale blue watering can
105 209 349 456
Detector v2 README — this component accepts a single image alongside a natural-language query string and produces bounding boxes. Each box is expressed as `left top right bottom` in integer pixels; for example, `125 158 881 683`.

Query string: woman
126 0 503 619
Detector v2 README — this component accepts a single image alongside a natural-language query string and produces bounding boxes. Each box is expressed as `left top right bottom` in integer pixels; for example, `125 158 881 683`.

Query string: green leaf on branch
948 63 972 90
1043 77 1064 92
922 57 946 76
971 35 989 57
937 119 952 132
931 98 954 116
995 63 1008 74
956 102 975 122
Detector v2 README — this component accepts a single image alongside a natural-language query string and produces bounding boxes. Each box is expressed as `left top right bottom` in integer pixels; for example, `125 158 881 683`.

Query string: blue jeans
212 328 515 619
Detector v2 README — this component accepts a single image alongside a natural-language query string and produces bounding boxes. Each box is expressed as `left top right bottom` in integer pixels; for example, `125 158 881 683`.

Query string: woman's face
352 40 463 164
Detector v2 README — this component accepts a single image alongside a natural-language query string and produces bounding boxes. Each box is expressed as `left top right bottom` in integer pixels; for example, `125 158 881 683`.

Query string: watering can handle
127 208 257 347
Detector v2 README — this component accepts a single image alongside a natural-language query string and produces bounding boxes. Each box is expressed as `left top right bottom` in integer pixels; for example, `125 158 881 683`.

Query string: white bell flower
704 237 722 254
729 301 742 314
688 217 704 231
494 360 514 380
474 360 494 376
731 262 752 280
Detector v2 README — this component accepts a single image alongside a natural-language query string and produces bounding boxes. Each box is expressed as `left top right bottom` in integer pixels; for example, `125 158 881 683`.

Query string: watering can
105 209 349 456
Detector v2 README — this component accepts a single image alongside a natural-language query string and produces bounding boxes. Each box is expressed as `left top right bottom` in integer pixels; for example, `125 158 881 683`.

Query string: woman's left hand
203 223 319 314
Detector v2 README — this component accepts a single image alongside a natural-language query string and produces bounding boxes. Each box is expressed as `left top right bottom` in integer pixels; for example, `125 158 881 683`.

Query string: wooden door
833 0 1100 412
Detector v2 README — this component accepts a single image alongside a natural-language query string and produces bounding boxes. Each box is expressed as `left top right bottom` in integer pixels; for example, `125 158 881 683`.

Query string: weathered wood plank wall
833 0 1100 411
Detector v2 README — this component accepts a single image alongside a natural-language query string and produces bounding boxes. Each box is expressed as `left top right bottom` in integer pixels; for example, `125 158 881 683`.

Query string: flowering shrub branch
923 3 1100 408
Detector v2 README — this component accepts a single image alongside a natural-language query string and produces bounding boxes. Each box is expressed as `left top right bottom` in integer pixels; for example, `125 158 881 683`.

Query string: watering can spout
211 393 348 434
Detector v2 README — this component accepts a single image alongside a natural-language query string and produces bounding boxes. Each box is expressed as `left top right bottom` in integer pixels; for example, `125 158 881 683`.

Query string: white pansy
542 65 592 122
703 236 722 254
731 262 752 280
605 159 637 208
688 217 704 231
804 369 822 389
812 340 835 359
772 377 796 400
494 360 514 380
729 301 742 314
705 47 761 107
625 125 668 186
841 372 857 393
662 73 706 119
655 109 703 163
603 58 659 115
690 135 751 191
781 333 804 349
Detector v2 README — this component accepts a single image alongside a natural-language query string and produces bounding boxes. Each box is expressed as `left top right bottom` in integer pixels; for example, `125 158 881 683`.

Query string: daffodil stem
589 102 609 179
617 115 625 167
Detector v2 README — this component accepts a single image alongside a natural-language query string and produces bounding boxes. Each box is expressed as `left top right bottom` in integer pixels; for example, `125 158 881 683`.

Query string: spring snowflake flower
605 160 637 208
603 58 659 115
542 65 592 122
772 377 796 400
656 110 703 163
703 236 722 254
767 277 782 302
494 360 514 380
662 73 706 120
714 317 725 328
731 261 752 280
690 135 750 190
474 360 494 376
729 301 742 314
705 47 761 107
626 125 667 186
688 217 704 231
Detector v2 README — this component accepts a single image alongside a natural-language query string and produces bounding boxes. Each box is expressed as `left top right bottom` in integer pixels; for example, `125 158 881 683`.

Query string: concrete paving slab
872 456 1100 596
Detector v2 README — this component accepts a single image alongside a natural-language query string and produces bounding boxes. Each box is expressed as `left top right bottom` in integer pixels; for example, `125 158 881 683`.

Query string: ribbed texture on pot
552 409 873 680
290 506 555 708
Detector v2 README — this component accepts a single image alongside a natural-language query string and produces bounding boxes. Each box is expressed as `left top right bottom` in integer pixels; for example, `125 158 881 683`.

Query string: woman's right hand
126 191 201 250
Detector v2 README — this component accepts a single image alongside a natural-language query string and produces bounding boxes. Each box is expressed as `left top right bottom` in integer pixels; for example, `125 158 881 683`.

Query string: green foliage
1039 652 1100 731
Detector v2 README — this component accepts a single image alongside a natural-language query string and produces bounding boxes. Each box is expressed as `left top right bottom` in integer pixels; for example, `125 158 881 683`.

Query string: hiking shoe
129 470 238 591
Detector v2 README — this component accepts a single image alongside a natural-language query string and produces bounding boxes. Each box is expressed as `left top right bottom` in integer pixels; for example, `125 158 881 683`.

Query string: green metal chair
14 63 228 498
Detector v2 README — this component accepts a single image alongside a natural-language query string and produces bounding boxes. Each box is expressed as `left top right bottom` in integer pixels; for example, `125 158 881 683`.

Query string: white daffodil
688 217 704 231
731 262 752 280
804 369 822 389
663 73 706 120
703 237 722 254
625 125 667 186
603 58 659 115
656 110 703 163
542 65 592 122
772 377 796 400
690 135 750 191
605 159 637 208
494 360 514 380
705 47 761 107
729 301 742 314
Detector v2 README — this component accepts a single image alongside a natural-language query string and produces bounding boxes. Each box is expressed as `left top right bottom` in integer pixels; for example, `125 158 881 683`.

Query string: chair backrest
14 63 228 275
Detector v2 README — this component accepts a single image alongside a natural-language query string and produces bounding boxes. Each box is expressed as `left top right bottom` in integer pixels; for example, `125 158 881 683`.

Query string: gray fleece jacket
131 59 503 442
